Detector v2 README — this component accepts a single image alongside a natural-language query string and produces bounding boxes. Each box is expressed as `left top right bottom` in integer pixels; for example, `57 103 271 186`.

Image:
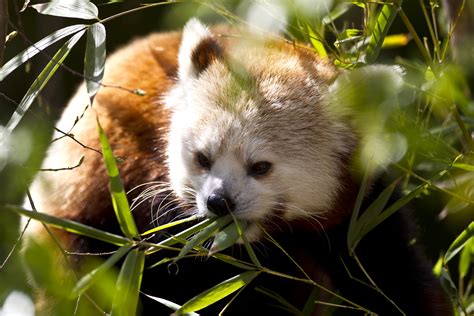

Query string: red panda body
24 20 452 315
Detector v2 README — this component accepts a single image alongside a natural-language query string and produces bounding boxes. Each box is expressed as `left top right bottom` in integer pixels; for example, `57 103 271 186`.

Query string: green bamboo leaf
140 293 199 315
349 180 398 250
365 1 401 63
84 23 106 101
97 119 139 239
439 268 459 305
174 215 232 262
452 163 474 172
2 29 85 141
445 222 474 263
71 245 132 298
111 248 145 316
212 253 255 270
141 215 198 236
322 2 351 25
0 24 87 81
209 221 245 254
381 33 410 48
306 25 327 58
31 0 98 20
3 204 129 245
178 271 260 314
155 219 211 250
458 238 472 279
347 168 370 252
357 183 426 242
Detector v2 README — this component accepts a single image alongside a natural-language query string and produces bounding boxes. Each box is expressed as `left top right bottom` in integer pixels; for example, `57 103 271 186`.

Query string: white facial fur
165 19 354 235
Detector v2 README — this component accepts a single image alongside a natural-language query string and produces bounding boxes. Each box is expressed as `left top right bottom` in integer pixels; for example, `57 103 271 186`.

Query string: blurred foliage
0 0 474 315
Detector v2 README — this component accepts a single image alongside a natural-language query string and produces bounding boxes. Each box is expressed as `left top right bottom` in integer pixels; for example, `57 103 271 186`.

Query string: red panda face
165 19 355 239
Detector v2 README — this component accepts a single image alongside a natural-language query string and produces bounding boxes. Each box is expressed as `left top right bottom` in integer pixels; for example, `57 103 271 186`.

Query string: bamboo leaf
3 204 129 245
0 24 87 81
452 163 474 172
458 238 472 279
322 2 351 25
71 245 132 298
177 271 260 314
97 119 139 239
84 23 106 101
31 0 98 20
140 293 199 315
174 215 232 262
365 1 401 63
349 180 398 250
156 219 212 249
2 29 85 140
306 25 327 58
111 248 145 316
209 221 245 254
382 33 410 48
445 221 474 263
141 215 198 236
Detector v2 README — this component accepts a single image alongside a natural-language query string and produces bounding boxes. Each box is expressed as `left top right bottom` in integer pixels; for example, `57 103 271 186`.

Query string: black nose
207 192 235 216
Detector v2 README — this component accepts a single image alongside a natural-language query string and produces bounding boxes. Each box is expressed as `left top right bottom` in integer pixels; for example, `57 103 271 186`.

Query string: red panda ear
178 18 222 81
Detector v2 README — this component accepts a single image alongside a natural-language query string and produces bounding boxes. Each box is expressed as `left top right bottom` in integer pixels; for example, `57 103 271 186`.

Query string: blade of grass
84 23 106 102
97 118 139 239
111 248 145 316
177 271 260 314
0 24 87 81
3 204 129 245
71 245 132 298
2 29 85 141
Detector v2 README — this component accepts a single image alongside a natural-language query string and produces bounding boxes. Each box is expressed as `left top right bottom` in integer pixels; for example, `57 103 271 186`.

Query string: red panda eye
196 152 211 170
249 161 272 176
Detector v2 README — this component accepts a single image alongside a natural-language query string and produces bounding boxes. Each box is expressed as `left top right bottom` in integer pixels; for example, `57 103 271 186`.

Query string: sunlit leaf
71 245 132 298
97 119 139 239
174 215 232 262
0 24 87 81
445 221 474 263
365 2 401 63
141 293 199 315
210 221 244 254
3 204 129 245
2 29 85 140
382 33 410 48
306 25 327 58
84 23 106 101
459 238 473 278
452 163 474 172
31 0 98 20
111 248 145 316
141 215 198 236
322 2 351 25
178 271 260 314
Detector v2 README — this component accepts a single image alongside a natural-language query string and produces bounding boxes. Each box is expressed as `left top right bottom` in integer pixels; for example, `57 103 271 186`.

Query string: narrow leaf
381 33 410 48
209 221 245 254
306 25 327 58
3 204 129 245
350 180 397 250
97 119 139 239
71 245 132 297
445 221 474 263
31 0 98 20
174 215 232 262
452 162 474 172
156 219 211 249
322 2 351 25
347 168 370 252
111 249 145 316
178 271 260 314
0 24 87 81
84 23 106 101
365 1 401 63
141 215 198 236
2 30 85 140
141 293 199 315
458 238 472 278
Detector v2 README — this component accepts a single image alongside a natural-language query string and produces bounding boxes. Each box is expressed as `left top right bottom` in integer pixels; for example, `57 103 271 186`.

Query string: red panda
23 19 452 315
